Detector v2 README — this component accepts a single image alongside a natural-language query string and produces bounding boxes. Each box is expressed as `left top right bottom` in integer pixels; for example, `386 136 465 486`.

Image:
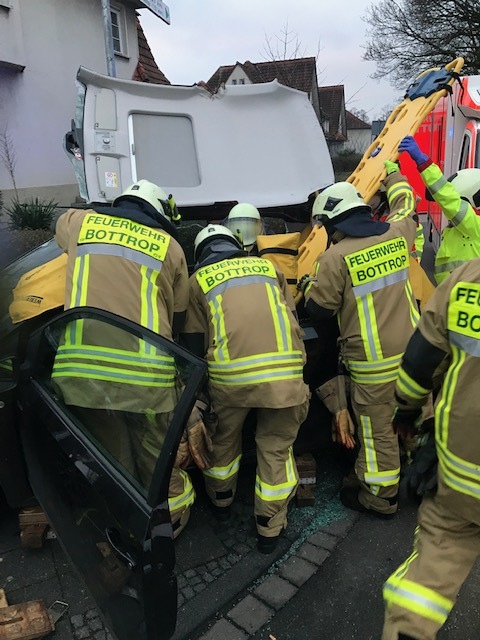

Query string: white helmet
114 179 173 219
312 182 368 223
447 169 480 209
194 224 243 261
224 203 263 248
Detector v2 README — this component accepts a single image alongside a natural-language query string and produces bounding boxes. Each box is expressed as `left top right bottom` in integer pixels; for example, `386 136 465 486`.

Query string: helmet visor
224 217 263 245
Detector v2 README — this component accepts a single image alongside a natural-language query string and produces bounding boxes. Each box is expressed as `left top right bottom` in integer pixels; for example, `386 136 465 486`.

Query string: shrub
332 151 363 174
5 197 59 230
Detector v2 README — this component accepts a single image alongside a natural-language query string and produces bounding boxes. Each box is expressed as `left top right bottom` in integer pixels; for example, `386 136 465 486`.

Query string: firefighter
303 162 419 517
181 224 310 554
224 202 264 254
382 258 480 640
399 135 480 284
53 179 211 536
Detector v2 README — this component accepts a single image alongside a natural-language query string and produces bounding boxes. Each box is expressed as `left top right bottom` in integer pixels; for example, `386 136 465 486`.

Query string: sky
137 0 401 122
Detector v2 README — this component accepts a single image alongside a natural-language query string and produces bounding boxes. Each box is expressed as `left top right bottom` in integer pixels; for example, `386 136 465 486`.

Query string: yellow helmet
194 224 243 261
224 203 263 247
312 182 367 222
114 179 177 220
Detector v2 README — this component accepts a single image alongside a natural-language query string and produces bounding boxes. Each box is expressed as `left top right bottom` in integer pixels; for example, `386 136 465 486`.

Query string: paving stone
203 572 215 583
184 569 197 579
206 561 217 571
194 582 207 593
73 626 91 640
320 516 357 538
71 614 84 629
227 594 273 634
88 616 104 632
177 574 187 589
296 542 331 566
0 546 56 591
308 531 339 551
227 553 241 565
182 586 195 600
279 556 318 587
218 557 231 570
86 609 99 620
212 568 223 577
178 592 185 607
235 544 251 556
198 618 248 640
190 575 202 586
94 631 107 640
253 575 298 610
223 537 236 548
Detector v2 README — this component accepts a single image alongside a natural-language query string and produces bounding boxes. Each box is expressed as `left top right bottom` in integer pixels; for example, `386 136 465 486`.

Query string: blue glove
398 136 429 165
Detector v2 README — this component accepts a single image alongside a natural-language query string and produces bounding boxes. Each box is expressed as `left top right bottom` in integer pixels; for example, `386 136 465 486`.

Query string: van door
17 307 207 640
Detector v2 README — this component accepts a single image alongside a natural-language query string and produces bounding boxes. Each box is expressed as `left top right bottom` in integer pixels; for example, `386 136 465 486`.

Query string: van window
129 113 201 187
459 133 471 170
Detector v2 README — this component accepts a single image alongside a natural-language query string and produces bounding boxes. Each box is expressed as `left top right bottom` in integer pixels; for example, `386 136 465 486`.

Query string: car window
32 311 201 499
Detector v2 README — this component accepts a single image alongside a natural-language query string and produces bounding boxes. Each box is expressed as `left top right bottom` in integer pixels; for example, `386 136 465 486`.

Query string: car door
17 307 207 640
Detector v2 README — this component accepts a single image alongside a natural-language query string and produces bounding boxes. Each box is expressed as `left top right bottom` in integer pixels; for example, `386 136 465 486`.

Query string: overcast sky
138 0 401 121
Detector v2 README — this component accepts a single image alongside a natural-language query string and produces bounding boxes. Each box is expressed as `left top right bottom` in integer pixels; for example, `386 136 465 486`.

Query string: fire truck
402 74 480 251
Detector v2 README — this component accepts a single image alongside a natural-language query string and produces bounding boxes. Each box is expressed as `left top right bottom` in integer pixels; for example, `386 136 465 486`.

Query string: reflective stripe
356 293 383 361
266 282 292 352
396 367 430 401
51 364 174 386
68 254 89 345
388 190 415 222
435 259 467 275
209 367 304 385
361 414 378 480
386 181 411 200
208 351 304 371
451 199 469 227
255 447 298 502
77 243 164 271
364 467 400 487
348 354 402 371
352 267 408 297
203 454 242 480
383 578 453 625
348 354 402 384
168 470 195 512
437 440 480 483
426 174 448 196
350 370 399 384
449 330 480 357
436 345 465 444
405 279 420 327
204 275 274 301
55 345 174 367
209 295 229 362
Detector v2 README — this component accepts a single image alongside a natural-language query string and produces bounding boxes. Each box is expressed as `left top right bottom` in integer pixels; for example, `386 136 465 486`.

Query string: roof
205 57 317 94
133 17 170 85
318 85 347 141
346 110 371 130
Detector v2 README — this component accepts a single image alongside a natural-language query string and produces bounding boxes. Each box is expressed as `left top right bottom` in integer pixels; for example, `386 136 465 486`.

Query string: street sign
141 0 171 24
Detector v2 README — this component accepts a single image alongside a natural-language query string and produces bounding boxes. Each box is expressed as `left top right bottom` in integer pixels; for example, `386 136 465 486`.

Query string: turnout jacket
182 255 309 408
395 259 480 524
52 207 189 412
305 172 419 396
418 159 480 284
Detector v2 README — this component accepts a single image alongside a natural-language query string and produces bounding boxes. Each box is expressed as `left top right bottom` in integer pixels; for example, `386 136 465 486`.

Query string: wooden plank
0 590 8 609
19 525 49 550
18 508 49 528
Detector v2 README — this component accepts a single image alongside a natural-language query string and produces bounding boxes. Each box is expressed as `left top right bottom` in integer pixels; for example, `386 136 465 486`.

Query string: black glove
393 407 422 440
400 433 438 502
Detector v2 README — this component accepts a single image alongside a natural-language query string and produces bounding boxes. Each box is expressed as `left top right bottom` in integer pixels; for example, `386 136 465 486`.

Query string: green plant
5 197 59 230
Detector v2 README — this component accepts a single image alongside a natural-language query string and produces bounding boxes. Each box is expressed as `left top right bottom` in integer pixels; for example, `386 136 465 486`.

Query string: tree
362 0 480 88
348 107 371 124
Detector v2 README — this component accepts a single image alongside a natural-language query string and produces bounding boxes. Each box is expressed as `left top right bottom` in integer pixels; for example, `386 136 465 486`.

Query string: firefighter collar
333 210 389 238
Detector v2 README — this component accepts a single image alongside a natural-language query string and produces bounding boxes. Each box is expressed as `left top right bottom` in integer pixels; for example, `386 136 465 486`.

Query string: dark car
0 68 338 640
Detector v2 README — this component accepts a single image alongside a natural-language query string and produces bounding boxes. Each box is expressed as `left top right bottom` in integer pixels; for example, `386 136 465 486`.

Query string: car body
0 68 336 640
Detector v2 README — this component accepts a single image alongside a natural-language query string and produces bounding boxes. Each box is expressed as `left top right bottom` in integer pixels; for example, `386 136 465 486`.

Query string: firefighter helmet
224 203 263 248
312 182 368 222
114 179 173 219
194 224 243 261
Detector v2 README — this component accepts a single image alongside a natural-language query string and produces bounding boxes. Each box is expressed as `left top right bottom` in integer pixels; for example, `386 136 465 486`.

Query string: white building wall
227 66 252 85
346 128 372 154
0 0 140 203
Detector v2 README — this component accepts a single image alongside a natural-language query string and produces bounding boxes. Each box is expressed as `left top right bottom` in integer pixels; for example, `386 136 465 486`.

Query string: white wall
346 128 372 154
227 65 252 85
0 0 140 203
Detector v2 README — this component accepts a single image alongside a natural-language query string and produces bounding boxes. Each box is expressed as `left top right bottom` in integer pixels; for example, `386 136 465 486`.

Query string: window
459 133 471 170
239 78 245 85
110 5 127 56
231 79 237 85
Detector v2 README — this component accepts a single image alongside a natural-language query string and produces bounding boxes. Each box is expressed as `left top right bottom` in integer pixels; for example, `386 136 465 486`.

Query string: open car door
17 307 207 640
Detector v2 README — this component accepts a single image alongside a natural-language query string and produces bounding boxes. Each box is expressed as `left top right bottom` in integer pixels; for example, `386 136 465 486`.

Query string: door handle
104 527 137 570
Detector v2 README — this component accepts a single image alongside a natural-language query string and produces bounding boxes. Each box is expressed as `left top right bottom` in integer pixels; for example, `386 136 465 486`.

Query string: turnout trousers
382 490 480 639
203 399 309 538
73 407 194 536
351 380 400 515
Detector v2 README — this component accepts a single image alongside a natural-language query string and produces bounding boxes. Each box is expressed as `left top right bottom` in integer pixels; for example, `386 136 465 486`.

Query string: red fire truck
402 75 480 251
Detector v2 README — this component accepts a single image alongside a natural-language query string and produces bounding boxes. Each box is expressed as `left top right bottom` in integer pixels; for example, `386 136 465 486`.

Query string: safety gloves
384 160 400 175
316 376 356 449
392 406 423 440
175 403 214 470
398 136 429 165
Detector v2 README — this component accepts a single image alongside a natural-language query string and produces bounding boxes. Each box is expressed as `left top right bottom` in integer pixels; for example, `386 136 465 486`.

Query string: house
0 0 169 206
317 85 348 155
345 110 372 154
205 57 323 125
